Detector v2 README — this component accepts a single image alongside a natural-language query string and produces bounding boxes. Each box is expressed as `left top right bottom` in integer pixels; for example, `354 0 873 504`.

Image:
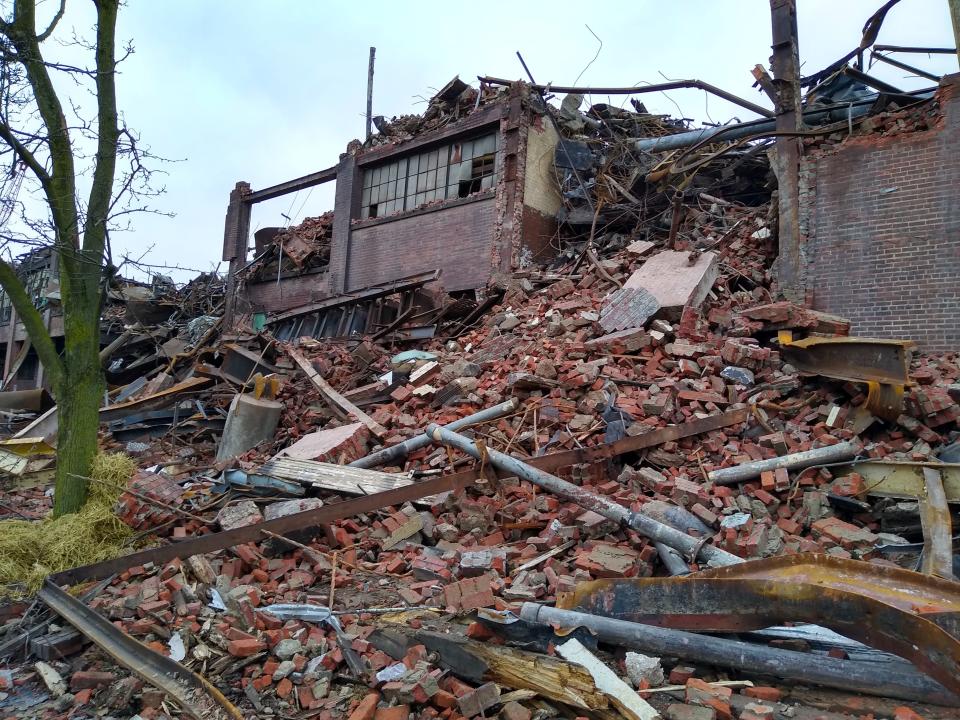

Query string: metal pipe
654 542 690 576
365 47 376 141
708 441 859 485
873 45 957 55
350 398 520 470
634 102 872 153
519 604 959 707
426 424 741 567
478 75 774 118
871 51 942 82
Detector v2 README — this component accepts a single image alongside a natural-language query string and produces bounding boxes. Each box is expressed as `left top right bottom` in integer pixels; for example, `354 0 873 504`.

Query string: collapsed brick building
223 67 960 354
4 5 960 719
222 81 562 321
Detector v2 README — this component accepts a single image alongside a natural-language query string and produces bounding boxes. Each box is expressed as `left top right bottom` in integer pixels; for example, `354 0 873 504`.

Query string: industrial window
360 132 498 219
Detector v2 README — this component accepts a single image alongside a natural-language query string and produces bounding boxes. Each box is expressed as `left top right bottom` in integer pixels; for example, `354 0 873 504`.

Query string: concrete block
216 393 284 461
625 250 719 320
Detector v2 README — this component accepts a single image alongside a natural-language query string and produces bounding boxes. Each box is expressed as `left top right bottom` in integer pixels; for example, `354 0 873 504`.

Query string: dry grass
0 453 137 596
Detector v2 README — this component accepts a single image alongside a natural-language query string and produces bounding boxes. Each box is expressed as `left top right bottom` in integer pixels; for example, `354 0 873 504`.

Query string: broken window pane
360 131 498 217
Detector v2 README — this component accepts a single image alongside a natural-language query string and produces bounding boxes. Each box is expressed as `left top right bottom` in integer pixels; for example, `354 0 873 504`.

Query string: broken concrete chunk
624 250 719 321
216 500 263 531
626 240 656 257
34 662 67 697
264 497 324 521
216 393 284 462
585 327 652 354
625 652 665 688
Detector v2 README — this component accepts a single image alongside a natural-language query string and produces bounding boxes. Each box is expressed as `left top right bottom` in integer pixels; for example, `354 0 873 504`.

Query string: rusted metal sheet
779 334 914 383
38 581 242 720
558 554 960 696
846 459 960 501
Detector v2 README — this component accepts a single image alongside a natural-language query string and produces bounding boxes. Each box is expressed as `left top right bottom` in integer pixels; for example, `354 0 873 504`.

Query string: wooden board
257 457 445 506
287 348 387 438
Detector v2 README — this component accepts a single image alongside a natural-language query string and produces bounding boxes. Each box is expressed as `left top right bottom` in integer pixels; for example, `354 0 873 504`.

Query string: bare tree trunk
0 0 121 516
53 345 102 515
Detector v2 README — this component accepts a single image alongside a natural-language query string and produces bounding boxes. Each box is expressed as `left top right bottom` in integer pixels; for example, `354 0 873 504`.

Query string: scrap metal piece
777 333 914 420
50 469 480 587
516 603 958 707
848 459 960 501
38 581 242 720
99 376 211 423
920 467 955 579
49 411 748 587
427 424 742 567
558 554 960 696
260 604 365 678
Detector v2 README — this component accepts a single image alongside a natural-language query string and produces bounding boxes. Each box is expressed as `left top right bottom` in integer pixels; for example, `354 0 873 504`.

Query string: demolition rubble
2 41 960 720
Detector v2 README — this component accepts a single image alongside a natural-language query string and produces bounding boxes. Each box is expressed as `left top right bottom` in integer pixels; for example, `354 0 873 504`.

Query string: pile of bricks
4 200 958 720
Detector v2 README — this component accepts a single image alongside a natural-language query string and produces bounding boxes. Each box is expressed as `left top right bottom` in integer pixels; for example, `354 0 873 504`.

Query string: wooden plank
370 627 609 711
287 347 387 438
99 376 211 422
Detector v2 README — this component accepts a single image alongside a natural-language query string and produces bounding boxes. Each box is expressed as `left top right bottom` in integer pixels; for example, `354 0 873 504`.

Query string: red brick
349 692 381 720
743 687 781 702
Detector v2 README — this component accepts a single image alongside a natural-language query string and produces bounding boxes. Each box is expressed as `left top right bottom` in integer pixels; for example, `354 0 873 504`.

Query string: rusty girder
557 554 960 695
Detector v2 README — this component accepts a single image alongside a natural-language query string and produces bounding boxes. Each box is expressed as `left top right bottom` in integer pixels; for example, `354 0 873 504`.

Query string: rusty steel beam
778 335 914 385
477 75 774 118
48 410 748 587
38 581 242 720
920 467 955 579
244 165 338 205
559 554 960 696
778 334 915 420
50 471 479 586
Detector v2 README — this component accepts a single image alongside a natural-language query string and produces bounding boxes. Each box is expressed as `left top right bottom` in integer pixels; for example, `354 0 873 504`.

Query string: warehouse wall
798 75 960 352
346 197 496 292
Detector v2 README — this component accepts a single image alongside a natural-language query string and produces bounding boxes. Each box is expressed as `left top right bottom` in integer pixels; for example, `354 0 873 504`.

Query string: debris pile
2 65 960 720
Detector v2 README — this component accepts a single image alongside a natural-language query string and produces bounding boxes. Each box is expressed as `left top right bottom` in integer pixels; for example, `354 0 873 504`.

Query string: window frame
359 130 499 220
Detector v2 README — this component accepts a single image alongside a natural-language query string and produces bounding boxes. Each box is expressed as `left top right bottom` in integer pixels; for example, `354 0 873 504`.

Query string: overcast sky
32 0 960 280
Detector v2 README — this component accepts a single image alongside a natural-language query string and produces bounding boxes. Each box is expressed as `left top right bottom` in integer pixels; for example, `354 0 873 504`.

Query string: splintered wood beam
370 627 609 711
287 347 387 439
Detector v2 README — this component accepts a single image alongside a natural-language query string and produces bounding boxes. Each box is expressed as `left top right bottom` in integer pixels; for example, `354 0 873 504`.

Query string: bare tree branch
35 0 65 43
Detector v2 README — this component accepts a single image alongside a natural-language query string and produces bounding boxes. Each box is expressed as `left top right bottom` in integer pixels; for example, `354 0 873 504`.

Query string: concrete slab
625 250 719 320
598 287 660 333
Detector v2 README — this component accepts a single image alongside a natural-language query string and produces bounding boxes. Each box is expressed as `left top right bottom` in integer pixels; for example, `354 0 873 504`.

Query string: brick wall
346 197 496 292
799 77 960 351
242 272 330 314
